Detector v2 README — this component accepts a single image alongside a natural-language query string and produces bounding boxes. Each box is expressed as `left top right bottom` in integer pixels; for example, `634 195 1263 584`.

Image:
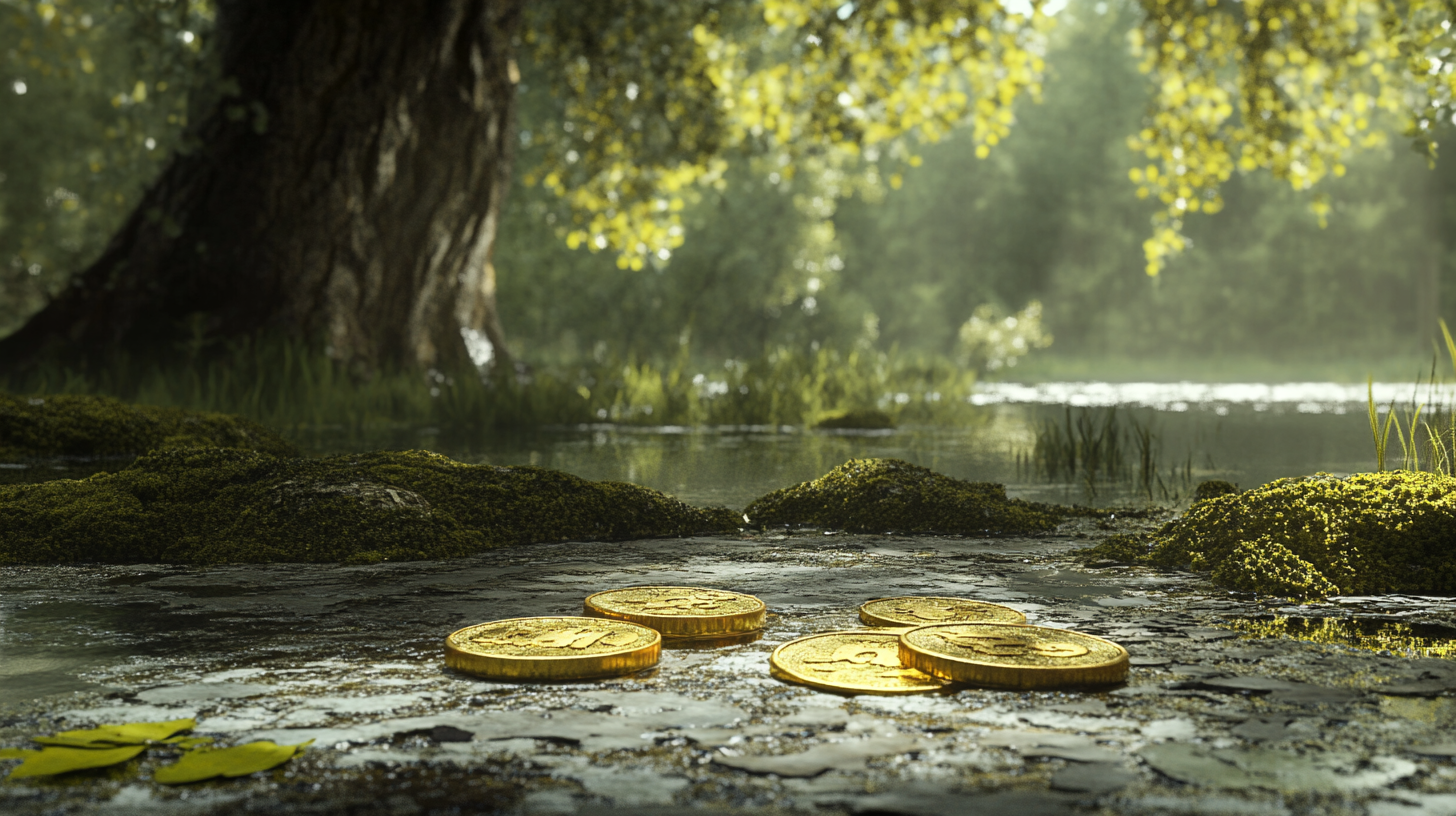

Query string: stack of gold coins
443 589 1130 691
445 586 767 682
769 629 950 695
898 622 1129 690
584 586 766 645
767 595 1129 694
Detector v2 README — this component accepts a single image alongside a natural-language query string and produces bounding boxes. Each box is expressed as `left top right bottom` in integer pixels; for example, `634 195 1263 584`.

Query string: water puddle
1221 615 1456 659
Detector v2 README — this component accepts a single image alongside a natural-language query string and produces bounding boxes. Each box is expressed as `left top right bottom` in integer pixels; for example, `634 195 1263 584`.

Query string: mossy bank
0 393 296 460
745 458 1065 535
1081 471 1456 599
0 448 740 565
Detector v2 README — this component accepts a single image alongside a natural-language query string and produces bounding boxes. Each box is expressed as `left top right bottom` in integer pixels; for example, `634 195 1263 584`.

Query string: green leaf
7 745 147 779
153 740 312 785
0 747 38 760
160 736 214 749
32 718 196 748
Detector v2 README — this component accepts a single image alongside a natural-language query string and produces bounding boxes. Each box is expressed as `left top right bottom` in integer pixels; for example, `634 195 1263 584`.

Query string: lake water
289 381 1428 509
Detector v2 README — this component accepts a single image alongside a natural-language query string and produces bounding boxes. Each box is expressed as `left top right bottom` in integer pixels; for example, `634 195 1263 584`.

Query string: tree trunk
0 0 521 375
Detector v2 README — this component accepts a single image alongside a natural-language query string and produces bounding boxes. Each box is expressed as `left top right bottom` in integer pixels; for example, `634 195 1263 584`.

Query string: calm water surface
295 381 1399 509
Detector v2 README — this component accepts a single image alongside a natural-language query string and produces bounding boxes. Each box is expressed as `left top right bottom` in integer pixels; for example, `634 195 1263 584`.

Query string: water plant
1025 406 1197 501
2 336 981 441
1366 319 1456 475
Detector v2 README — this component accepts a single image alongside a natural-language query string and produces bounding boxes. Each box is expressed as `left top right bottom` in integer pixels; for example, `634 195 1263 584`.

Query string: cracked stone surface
3 521 1456 814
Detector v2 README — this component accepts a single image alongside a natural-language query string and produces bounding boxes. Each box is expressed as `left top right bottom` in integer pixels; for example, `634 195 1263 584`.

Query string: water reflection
0 384 1390 507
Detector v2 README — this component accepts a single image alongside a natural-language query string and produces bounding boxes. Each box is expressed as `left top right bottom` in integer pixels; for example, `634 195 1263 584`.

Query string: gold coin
898 623 1129 690
445 616 660 681
584 586 765 637
769 629 952 695
859 596 1026 628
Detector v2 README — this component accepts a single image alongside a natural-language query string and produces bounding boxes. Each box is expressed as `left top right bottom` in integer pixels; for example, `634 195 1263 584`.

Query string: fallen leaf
32 718 196 748
7 745 147 779
153 740 312 785
160 736 215 749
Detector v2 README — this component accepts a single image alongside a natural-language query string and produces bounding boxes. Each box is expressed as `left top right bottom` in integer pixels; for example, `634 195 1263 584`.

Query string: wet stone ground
3 518 1456 815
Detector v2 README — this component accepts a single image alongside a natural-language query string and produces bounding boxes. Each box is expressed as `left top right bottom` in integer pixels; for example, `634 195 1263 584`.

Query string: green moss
1145 471 1456 599
812 409 896 430
743 458 1063 535
1077 533 1154 564
1208 537 1340 598
1193 479 1239 502
0 393 297 460
0 449 739 565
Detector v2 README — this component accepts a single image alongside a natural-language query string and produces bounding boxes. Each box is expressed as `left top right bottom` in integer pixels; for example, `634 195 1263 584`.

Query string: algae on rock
0 393 297 459
744 458 1063 535
1080 471 1456 599
0 448 739 565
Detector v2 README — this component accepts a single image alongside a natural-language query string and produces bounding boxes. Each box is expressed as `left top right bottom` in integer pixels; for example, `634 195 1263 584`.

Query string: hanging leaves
153 740 312 785
1131 0 1456 275
525 0 1052 271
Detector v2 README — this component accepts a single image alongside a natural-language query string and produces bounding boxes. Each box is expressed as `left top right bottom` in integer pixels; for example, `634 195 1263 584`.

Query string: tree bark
0 0 521 375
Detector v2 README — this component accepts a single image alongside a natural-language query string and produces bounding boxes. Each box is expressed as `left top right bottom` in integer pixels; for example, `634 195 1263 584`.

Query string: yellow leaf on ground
8 745 147 779
32 718 196 748
153 740 312 785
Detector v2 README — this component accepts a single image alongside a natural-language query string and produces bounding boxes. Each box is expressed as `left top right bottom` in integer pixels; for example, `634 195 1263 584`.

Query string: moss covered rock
1193 479 1239 502
812 409 895 431
743 458 1063 535
0 448 739 565
1081 471 1456 599
0 393 297 459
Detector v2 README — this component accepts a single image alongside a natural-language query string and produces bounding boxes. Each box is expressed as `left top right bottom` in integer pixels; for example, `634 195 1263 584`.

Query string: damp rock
1081 471 1456 599
0 393 297 460
0 448 739 565
743 458 1063 535
1138 743 1416 792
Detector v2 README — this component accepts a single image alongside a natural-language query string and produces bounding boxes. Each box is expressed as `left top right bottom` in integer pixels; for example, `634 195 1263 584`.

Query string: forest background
2 0 1452 403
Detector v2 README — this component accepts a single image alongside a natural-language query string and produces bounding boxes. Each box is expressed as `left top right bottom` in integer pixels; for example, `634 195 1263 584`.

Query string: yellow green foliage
0 393 297 459
153 740 310 785
744 457 1063 535
1085 471 1456 599
33 718 195 748
1131 0 1456 274
1 719 305 783
7 745 146 779
0 448 739 565
525 0 1050 270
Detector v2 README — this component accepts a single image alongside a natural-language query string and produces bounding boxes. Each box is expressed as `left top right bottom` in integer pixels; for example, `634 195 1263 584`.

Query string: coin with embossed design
445 616 660 681
898 622 1128 690
769 629 951 695
859 596 1026 628
585 586 765 638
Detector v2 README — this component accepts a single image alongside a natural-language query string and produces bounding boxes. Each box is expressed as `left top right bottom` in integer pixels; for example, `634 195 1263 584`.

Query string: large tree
0 0 1045 374
1 0 1453 373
